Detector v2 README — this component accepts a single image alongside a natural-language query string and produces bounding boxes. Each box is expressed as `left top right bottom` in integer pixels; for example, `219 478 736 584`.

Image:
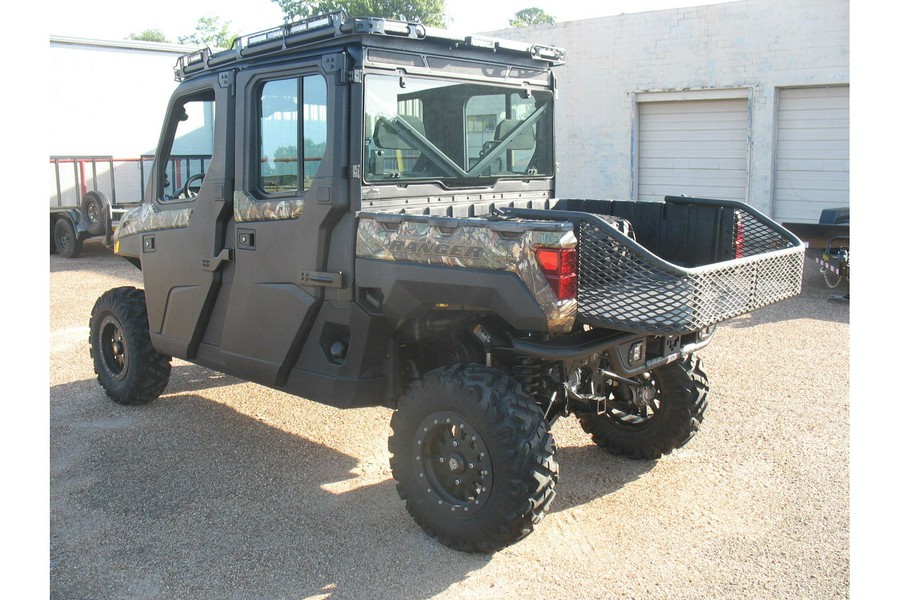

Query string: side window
258 74 327 195
158 89 216 201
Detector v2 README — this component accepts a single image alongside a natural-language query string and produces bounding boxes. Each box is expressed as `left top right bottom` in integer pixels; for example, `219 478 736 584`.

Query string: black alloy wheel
577 355 709 460
390 365 558 553
89 287 171 405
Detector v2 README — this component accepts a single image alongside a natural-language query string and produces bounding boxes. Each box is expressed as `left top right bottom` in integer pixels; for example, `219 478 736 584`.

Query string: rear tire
53 217 82 259
89 287 171 405
389 365 558 552
577 355 709 460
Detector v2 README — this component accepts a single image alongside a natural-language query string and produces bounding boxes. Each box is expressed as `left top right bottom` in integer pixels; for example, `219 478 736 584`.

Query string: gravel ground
49 238 850 599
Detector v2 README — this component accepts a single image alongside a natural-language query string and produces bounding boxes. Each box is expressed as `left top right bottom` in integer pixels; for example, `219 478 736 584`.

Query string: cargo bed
502 196 805 335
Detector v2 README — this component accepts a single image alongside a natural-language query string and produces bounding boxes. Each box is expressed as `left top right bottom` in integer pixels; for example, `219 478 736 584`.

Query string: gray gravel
50 238 849 599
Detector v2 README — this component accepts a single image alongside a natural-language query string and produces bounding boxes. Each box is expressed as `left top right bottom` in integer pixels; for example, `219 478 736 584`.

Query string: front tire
89 287 171 405
577 354 709 460
389 365 558 553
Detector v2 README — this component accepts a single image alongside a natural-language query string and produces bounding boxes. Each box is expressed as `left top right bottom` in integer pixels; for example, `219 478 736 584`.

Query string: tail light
535 247 577 300
734 217 745 259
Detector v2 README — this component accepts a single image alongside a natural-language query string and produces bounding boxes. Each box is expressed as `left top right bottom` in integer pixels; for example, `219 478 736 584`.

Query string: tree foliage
127 29 171 43
509 7 556 28
271 0 447 27
177 16 238 48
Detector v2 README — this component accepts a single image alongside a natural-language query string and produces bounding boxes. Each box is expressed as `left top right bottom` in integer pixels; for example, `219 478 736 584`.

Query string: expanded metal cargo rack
502 196 805 336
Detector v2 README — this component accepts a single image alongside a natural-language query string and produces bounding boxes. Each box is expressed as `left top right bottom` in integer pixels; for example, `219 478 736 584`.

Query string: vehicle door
216 59 347 385
140 77 234 360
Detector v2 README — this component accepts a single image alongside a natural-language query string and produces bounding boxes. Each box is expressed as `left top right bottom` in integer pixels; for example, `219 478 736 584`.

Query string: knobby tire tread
389 365 558 553
578 354 709 460
89 287 171 405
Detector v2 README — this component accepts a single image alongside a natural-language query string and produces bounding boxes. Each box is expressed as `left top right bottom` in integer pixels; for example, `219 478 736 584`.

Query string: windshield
364 74 553 185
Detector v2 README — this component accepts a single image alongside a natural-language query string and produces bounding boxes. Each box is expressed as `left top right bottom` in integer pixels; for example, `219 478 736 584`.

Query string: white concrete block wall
487 0 849 216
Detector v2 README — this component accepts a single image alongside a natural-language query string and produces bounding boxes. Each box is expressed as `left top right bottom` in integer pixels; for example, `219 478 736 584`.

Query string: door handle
201 249 233 272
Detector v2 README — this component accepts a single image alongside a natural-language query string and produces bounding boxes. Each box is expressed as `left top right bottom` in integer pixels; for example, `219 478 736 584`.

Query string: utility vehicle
89 12 804 552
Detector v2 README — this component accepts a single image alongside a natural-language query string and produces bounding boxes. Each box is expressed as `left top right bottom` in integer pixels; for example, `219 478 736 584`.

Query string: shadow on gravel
50 380 492 599
550 444 654 512
50 370 655 599
165 363 247 395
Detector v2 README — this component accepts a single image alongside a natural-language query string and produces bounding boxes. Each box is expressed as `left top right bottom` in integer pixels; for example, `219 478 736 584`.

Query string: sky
46 0 735 42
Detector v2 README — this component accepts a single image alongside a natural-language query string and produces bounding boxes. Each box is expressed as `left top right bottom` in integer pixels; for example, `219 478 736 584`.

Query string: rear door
215 59 347 385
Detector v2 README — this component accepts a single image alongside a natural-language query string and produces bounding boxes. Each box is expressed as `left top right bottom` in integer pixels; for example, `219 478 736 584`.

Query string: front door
140 78 234 361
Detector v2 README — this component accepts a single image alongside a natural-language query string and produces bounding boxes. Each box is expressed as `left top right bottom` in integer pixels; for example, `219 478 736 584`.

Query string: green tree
127 29 171 43
271 0 446 27
178 16 238 48
509 7 556 27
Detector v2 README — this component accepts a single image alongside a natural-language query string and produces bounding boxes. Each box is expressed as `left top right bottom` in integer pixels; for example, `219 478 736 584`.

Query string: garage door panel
775 187 849 203
639 112 748 127
640 183 747 200
641 129 749 143
779 95 850 110
640 158 744 170
774 86 849 223
777 158 850 173
776 127 849 142
776 143 849 160
641 102 748 116
776 176 849 192
640 143 748 160
777 113 849 127
640 168 748 183
638 98 748 203
775 202 843 222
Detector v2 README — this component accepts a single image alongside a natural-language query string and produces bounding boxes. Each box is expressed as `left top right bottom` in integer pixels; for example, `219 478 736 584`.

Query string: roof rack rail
174 11 566 81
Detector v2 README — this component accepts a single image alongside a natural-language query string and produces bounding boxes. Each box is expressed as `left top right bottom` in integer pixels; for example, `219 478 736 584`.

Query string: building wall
488 0 849 220
48 37 195 158
48 37 198 206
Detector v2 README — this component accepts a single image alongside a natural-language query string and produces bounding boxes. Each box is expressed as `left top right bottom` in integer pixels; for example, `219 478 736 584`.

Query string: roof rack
174 11 566 81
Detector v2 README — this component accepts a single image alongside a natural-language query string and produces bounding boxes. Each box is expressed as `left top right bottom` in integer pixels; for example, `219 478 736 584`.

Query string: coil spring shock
512 356 542 396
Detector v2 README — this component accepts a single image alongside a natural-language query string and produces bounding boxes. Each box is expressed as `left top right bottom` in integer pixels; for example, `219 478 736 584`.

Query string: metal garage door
638 98 749 203
774 86 849 223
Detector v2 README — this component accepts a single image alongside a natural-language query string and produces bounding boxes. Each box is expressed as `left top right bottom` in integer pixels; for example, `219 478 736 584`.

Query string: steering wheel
180 173 205 198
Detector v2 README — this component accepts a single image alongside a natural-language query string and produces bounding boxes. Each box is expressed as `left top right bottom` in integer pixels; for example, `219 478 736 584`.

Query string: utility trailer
783 207 849 297
87 11 805 552
50 155 212 257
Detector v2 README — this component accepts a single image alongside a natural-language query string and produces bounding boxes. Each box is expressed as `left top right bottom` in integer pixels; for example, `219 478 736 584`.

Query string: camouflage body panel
357 214 577 333
115 203 192 240
234 191 304 222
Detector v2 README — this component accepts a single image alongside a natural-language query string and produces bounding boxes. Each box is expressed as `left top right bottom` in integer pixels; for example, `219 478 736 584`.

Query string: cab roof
174 11 566 82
